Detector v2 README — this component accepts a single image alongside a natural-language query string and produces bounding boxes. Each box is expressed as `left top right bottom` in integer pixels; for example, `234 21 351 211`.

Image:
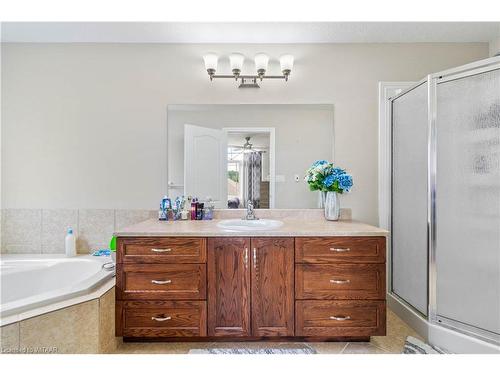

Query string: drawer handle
151 315 172 322
330 279 350 284
151 248 172 253
151 279 172 285
330 315 351 321
330 247 350 252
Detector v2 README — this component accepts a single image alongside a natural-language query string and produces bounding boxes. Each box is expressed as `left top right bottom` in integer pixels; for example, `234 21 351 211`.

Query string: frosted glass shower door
391 82 429 315
435 68 500 337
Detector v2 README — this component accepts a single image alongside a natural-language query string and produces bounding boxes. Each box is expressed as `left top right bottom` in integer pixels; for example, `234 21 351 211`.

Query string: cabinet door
251 237 294 336
207 237 251 336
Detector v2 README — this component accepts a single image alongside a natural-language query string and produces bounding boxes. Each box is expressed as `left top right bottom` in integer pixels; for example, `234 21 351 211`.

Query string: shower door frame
428 57 500 345
387 77 430 321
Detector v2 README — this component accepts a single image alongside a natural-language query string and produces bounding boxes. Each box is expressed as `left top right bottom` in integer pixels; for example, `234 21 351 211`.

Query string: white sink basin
217 219 284 231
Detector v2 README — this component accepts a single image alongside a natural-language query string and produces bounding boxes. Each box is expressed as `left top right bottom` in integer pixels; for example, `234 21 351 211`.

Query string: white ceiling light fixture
203 52 294 88
203 53 218 80
254 53 269 79
279 54 294 81
229 53 245 79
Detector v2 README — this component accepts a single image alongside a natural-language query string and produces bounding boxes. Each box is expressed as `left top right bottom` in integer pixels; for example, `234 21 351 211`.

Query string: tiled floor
113 309 421 354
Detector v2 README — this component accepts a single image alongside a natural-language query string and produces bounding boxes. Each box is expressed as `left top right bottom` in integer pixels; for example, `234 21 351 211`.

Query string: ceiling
2 22 500 43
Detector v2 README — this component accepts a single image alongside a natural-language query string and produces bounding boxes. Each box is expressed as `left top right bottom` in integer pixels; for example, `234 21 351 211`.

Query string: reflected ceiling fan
228 136 267 154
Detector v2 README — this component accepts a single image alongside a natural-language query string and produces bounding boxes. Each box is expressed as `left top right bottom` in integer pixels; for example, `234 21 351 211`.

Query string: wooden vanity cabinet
116 235 386 341
206 237 294 337
250 237 294 336
207 237 251 337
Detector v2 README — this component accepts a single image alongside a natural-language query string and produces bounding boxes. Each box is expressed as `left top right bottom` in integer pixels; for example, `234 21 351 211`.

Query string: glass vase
324 191 340 221
318 191 327 208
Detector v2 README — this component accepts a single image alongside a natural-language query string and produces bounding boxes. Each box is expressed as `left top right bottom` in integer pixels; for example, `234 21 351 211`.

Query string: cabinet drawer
295 264 385 300
117 263 206 300
118 300 207 337
117 237 206 263
295 237 385 263
295 300 386 337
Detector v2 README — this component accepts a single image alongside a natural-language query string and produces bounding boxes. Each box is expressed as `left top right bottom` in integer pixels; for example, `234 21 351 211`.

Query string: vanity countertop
114 218 388 237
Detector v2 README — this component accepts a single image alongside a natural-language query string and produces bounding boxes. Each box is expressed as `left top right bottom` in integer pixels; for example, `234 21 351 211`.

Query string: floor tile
341 343 389 354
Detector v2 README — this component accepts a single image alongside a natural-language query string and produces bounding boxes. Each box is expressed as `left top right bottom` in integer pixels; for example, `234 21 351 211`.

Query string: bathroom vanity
114 215 387 341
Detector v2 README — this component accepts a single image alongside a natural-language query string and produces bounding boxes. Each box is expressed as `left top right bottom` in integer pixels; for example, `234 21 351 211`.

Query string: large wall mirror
167 104 334 209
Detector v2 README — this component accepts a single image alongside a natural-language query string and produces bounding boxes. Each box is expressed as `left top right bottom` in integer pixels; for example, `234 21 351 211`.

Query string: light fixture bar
212 74 287 79
203 53 293 88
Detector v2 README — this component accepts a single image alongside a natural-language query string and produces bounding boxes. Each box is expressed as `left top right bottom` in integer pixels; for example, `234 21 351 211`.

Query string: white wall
167 104 334 209
1 43 488 224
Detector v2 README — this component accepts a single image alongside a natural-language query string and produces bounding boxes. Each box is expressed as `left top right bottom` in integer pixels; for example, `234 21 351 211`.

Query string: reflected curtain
242 151 262 208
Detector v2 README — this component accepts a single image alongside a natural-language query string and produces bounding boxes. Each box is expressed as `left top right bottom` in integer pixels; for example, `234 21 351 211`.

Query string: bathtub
0 254 115 325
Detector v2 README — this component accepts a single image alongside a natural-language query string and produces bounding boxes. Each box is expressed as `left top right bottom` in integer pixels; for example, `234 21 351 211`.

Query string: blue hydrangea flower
338 174 353 191
312 160 328 167
331 167 345 176
323 174 335 187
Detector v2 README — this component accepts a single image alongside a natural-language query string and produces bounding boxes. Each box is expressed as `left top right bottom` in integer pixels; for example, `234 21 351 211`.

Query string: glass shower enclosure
390 57 500 346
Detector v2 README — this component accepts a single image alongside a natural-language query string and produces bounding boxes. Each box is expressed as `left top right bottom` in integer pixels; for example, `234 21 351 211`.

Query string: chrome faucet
244 200 259 220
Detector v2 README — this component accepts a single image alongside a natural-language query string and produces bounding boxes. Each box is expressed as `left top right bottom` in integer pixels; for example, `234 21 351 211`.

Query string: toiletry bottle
181 196 188 220
158 203 166 221
165 198 172 221
185 196 191 220
65 228 76 257
204 198 214 220
197 202 204 220
161 195 168 211
191 198 197 220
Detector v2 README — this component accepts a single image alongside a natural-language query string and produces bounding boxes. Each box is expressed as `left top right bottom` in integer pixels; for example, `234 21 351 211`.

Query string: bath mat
189 347 317 354
402 336 447 354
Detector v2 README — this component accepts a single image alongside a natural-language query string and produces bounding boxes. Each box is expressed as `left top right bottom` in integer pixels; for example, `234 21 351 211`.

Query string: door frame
377 81 416 230
223 127 276 209
378 81 431 338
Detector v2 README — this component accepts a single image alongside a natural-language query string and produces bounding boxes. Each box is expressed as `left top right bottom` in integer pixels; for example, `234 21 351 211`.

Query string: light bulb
229 53 245 77
254 53 269 78
280 54 294 80
203 53 218 79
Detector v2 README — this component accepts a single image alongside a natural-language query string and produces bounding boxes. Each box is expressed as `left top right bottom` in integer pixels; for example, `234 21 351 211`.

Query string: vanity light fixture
203 52 294 88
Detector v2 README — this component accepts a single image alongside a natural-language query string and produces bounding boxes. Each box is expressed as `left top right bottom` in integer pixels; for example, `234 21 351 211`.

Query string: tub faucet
244 200 258 220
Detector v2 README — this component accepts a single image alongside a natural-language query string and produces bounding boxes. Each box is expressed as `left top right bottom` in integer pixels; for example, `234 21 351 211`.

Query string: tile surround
115 209 155 231
0 323 20 353
0 209 157 254
77 209 115 254
41 209 78 254
98 288 120 353
19 299 100 354
1 209 42 254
